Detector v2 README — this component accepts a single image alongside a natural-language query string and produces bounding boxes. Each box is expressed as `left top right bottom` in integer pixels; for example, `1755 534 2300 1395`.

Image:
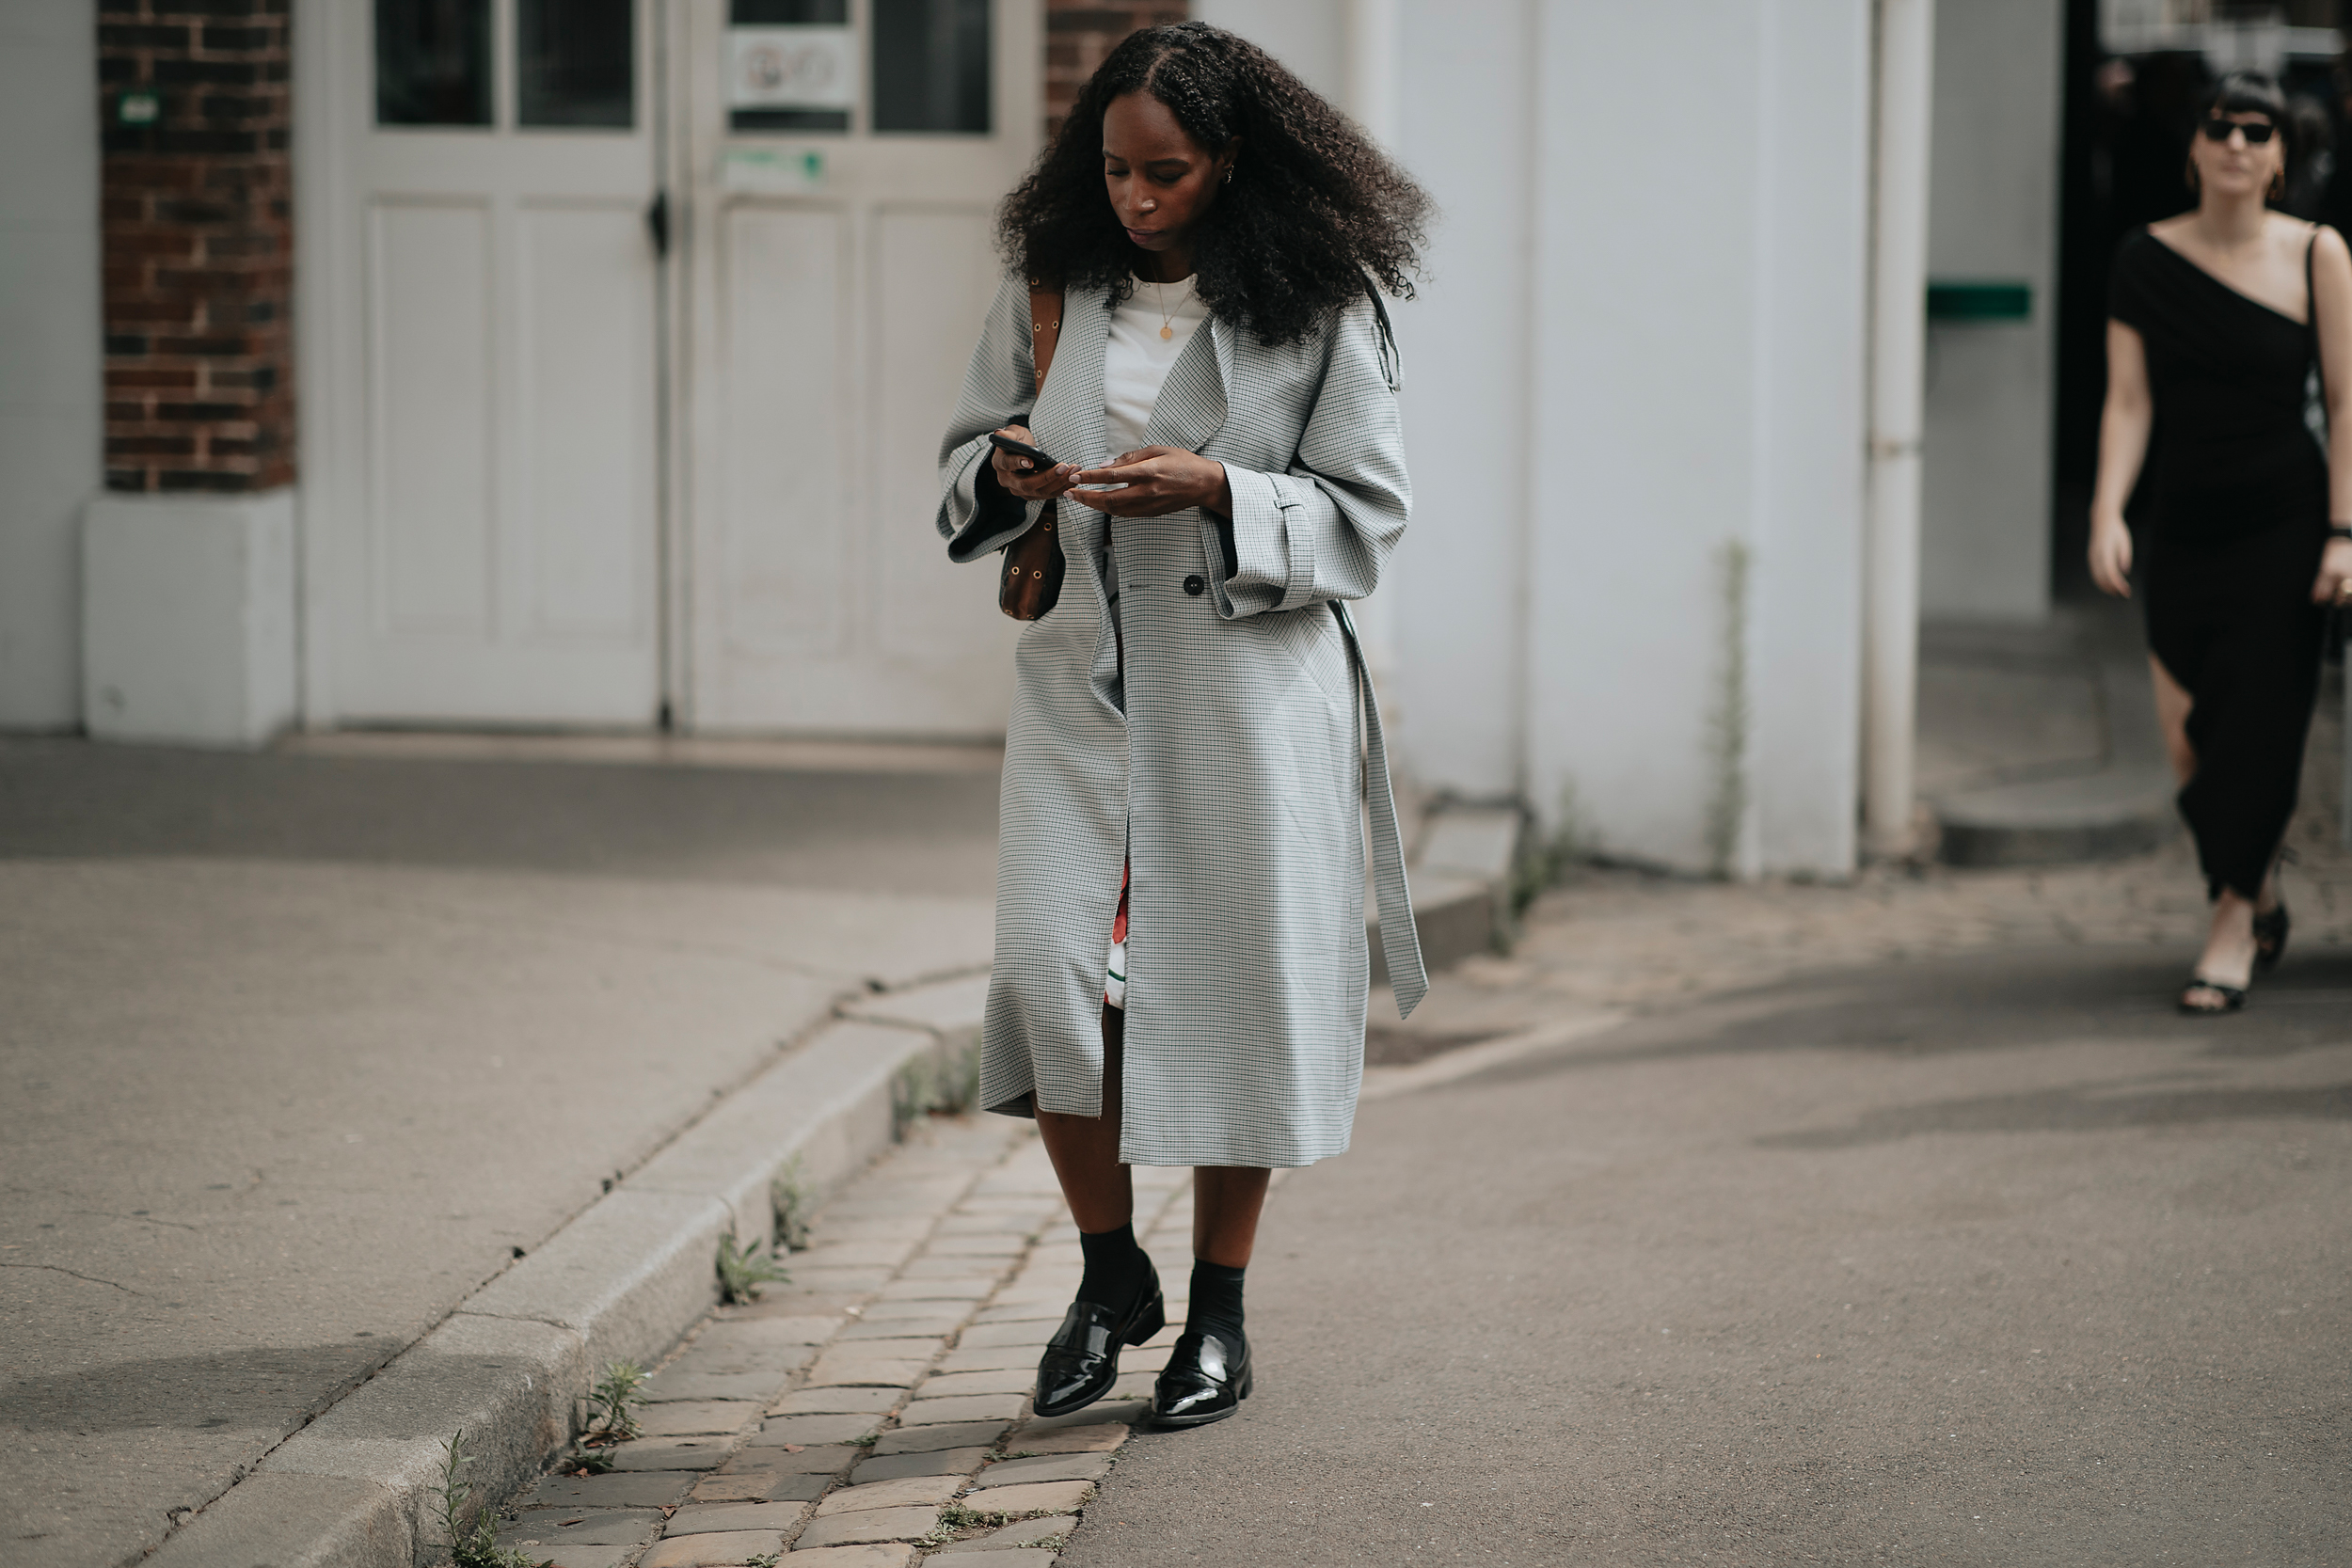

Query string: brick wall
98 1 294 494
1045 2 1186 138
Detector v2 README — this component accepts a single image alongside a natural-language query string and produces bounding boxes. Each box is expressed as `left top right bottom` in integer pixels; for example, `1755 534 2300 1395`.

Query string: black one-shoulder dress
2109 227 2331 901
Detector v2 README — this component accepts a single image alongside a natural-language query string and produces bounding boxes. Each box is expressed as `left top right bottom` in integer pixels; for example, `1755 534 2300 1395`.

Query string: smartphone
989 432 1057 469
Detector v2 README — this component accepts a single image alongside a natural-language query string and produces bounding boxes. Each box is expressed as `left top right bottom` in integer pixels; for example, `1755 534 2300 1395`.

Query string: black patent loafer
1148 1327 1252 1428
1034 1267 1165 1418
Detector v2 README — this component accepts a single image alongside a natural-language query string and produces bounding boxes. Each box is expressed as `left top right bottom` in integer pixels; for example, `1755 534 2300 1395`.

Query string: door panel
371 198 494 635
871 204 1000 661
520 202 656 638
720 203 850 657
684 0 1039 736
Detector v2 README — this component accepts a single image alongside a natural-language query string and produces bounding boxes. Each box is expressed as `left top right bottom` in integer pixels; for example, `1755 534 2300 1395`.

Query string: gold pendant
1159 325 1173 341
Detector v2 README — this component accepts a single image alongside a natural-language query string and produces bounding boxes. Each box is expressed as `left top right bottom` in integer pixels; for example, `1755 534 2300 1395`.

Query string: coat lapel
1142 316 1229 454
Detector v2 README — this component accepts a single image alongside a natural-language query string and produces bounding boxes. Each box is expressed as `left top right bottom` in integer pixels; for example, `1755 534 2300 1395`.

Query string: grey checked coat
935 274 1424 1168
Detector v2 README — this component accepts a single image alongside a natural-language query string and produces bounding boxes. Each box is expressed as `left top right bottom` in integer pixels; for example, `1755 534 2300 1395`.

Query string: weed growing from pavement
434 1429 549 1568
744 1555 781 1568
769 1156 812 1251
582 1360 647 1443
892 1044 984 1134
714 1230 789 1304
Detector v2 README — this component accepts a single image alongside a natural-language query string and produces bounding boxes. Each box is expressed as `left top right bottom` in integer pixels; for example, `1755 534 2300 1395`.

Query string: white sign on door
727 27 856 112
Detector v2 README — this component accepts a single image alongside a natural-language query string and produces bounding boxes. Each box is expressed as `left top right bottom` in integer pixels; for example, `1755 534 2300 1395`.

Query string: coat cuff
944 433 1041 563
1216 466 1314 617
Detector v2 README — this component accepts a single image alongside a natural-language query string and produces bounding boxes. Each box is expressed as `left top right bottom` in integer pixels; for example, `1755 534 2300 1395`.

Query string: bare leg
1192 1166 1272 1268
2150 655 2281 987
2189 890 2260 997
1035 1006 1133 1234
2150 653 2196 786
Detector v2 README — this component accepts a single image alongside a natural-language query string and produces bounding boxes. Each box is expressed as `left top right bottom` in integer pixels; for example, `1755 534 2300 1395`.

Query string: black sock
1077 1223 1149 1312
1187 1259 1247 1342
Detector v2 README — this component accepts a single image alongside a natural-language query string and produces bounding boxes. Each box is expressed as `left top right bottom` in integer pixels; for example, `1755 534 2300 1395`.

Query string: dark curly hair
997 23 1431 347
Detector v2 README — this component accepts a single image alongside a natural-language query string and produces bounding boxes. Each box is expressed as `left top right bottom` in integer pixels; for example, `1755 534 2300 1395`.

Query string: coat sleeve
936 273 1045 564
1212 296 1410 619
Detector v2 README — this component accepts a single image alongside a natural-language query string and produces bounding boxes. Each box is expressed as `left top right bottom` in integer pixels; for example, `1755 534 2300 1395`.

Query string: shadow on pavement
0 737 1000 897
0 1343 390 1432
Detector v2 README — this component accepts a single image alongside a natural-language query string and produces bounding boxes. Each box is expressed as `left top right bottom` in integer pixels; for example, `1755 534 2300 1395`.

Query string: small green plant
435 1429 549 1568
893 1043 983 1133
769 1156 812 1252
891 1055 937 1135
582 1359 646 1443
937 1041 981 1115
744 1554 781 1568
715 1230 789 1304
849 1431 881 1447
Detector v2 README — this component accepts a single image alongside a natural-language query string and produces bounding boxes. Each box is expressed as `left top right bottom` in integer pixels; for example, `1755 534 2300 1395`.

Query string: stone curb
148 988 985 1568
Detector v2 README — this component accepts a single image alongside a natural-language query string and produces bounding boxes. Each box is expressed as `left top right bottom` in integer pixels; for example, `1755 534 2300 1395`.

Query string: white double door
320 0 1037 736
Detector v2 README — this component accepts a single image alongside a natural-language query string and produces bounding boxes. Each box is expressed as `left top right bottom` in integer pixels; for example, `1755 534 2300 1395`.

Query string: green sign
1927 280 2031 322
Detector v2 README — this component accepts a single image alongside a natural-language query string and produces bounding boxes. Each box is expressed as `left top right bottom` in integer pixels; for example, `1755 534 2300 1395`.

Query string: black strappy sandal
2179 975 2248 1015
2254 903 2291 973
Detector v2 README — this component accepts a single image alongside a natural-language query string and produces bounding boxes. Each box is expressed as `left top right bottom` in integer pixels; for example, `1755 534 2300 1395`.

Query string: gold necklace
1153 276 1193 341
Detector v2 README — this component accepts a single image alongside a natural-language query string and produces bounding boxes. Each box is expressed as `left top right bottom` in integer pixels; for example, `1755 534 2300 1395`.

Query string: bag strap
1027 280 1064 397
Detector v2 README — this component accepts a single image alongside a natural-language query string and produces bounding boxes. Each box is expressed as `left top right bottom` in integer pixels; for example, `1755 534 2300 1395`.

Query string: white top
1101 274 1211 459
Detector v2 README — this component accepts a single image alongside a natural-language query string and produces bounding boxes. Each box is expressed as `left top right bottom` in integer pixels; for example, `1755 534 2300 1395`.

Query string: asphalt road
0 739 998 1568
1074 943 2352 1567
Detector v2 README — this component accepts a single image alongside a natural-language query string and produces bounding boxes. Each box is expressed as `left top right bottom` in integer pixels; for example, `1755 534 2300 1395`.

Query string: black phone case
989 432 1056 467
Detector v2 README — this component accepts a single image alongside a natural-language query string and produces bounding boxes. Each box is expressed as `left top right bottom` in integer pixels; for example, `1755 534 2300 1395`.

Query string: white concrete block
82 489 298 747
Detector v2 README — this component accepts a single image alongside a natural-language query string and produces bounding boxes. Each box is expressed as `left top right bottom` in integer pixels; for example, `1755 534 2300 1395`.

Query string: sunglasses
2200 117 2279 143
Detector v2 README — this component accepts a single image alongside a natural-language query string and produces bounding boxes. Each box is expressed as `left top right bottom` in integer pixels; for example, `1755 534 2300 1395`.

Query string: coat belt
1332 601 1427 1017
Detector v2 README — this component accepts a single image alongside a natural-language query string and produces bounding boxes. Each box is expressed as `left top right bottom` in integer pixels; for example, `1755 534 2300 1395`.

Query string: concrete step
1934 765 2178 867
1925 606 2179 868
1372 802 1524 984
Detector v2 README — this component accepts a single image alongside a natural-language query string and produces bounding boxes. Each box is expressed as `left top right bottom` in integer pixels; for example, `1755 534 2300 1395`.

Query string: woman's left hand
2312 538 2352 606
1062 447 1232 519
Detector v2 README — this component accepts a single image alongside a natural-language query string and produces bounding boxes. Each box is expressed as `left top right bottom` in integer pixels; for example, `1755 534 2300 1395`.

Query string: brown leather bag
998 283 1067 621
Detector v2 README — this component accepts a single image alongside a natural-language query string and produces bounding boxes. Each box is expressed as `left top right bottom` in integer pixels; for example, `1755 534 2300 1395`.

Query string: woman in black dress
2092 71 2352 1013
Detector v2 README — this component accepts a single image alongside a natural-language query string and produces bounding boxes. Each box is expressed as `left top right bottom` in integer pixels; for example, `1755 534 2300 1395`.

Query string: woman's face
2191 108 2285 198
1102 90 1235 258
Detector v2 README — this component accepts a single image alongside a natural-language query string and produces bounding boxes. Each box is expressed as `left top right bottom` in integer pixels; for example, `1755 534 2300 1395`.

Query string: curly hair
997 23 1431 346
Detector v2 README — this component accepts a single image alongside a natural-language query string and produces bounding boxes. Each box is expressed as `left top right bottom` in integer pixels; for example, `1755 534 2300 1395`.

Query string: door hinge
645 189 670 259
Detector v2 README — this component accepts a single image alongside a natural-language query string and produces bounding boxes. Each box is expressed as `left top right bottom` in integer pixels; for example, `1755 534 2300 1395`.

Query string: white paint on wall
0 0 103 729
1388 0 1536 801
1107 0 1876 877
84 491 299 748
1193 0 1346 104
1920 0 2063 621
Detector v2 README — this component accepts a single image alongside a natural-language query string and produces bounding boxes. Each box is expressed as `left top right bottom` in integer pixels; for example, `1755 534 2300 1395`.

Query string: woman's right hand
991 425 1078 501
2088 515 2135 598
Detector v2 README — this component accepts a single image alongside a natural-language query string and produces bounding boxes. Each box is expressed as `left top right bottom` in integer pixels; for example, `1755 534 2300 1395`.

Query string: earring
1222 166 1233 184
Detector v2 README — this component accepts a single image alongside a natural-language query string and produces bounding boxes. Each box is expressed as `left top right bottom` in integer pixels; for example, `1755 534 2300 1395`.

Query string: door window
375 0 492 126
518 0 635 127
871 0 989 135
723 0 991 135
376 0 637 130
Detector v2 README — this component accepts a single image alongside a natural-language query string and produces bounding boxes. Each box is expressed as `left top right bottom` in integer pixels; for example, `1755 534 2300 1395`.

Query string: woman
2092 71 2352 1013
932 23 1431 1426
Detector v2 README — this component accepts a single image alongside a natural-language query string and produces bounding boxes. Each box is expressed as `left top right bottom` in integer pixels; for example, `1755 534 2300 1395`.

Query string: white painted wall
1920 0 2062 621
0 0 103 729
1195 0 1873 876
1195 0 1345 103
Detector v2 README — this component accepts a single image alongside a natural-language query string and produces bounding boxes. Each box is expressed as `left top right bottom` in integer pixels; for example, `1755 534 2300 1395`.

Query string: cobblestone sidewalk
488 1115 1195 1568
